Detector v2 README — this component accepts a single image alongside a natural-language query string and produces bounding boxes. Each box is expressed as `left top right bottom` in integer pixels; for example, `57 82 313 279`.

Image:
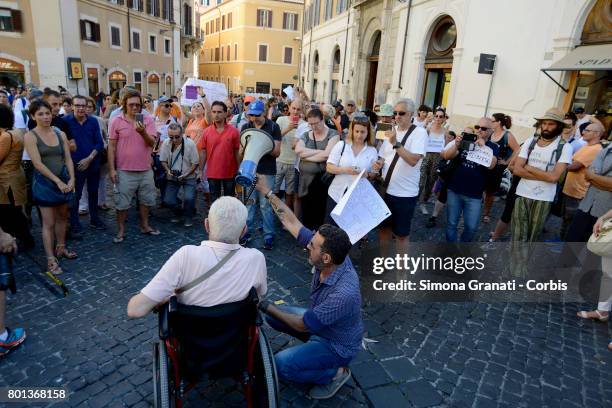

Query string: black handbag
320 141 347 187
375 125 415 196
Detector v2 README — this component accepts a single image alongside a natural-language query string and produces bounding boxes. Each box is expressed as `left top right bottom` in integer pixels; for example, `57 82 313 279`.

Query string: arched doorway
422 16 457 109
330 47 341 103
108 70 127 94
365 31 381 110
165 75 172 97
0 57 25 88
147 73 160 99
312 52 319 101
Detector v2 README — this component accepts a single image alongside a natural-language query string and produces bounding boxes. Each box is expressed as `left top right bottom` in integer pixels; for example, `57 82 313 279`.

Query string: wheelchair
152 287 279 407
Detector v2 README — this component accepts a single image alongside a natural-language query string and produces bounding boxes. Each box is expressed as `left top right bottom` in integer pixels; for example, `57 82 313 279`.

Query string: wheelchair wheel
153 341 172 408
252 329 279 408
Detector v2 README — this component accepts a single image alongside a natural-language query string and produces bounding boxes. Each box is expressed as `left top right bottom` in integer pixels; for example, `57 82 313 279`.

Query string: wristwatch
265 190 273 200
392 142 402 149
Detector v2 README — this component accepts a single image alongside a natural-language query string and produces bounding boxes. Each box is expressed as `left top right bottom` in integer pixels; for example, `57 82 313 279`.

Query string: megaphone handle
244 176 258 204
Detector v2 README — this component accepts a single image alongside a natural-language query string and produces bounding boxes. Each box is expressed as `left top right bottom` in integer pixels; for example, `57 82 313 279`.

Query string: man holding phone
108 89 160 243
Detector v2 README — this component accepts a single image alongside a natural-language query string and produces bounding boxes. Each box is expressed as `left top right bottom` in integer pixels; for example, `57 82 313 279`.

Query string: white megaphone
235 128 275 187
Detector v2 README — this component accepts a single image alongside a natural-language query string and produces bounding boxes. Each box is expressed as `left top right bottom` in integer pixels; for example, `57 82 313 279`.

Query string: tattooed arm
255 175 303 239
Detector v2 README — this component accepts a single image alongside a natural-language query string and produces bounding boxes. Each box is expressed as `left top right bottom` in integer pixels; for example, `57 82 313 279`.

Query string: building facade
302 0 611 140
0 0 202 98
198 0 303 95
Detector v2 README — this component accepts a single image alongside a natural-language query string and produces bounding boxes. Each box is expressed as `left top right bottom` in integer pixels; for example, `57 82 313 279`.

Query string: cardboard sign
426 137 445 153
466 145 494 167
180 78 228 107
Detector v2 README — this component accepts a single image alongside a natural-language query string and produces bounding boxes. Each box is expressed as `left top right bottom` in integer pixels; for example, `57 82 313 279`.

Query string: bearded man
511 108 573 242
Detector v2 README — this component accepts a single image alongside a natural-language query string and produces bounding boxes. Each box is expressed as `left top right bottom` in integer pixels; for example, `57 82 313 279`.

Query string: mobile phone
377 123 393 132
135 113 144 123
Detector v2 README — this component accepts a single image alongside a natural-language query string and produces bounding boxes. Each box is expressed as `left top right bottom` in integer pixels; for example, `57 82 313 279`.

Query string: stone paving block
350 361 391 389
401 379 443 408
364 384 408 408
380 357 420 382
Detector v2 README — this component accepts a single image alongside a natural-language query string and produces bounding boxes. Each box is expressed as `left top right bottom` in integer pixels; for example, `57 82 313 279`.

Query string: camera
171 170 182 180
459 132 478 151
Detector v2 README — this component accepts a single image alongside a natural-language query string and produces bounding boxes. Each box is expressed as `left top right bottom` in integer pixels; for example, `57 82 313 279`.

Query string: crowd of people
1 81 611 399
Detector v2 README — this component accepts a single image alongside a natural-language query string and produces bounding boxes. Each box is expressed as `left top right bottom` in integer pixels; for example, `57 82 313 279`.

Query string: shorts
274 162 297 194
114 169 157 210
381 194 417 238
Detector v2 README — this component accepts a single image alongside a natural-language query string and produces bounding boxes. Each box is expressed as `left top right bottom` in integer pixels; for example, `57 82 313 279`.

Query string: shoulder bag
376 125 415 196
320 141 347 187
587 218 612 257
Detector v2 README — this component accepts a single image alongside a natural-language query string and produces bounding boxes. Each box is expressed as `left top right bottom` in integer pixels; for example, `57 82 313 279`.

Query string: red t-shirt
198 124 240 179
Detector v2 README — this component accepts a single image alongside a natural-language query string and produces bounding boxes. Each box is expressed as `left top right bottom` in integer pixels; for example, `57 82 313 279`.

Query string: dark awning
541 44 612 92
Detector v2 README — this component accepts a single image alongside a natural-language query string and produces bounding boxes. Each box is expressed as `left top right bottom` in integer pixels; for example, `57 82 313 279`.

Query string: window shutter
268 10 272 27
128 0 134 8
294 14 298 31
117 0 125 5
10 9 23 32
139 0 144 12
257 10 261 27
80 20 87 40
94 23 101 42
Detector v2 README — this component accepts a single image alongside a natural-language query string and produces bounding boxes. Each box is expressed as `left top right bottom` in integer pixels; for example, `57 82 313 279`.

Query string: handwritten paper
426 136 445 153
466 145 494 167
331 170 391 244
180 78 228 107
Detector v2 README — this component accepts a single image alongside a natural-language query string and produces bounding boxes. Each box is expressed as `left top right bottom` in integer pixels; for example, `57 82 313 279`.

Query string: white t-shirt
379 126 428 197
413 118 427 128
141 241 267 307
326 142 378 202
516 136 573 202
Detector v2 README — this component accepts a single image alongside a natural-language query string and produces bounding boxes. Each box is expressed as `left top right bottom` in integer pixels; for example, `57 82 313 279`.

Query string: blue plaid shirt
298 228 363 359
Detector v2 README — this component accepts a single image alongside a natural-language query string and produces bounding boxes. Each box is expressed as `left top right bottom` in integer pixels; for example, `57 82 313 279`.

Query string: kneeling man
127 196 267 315
255 176 363 400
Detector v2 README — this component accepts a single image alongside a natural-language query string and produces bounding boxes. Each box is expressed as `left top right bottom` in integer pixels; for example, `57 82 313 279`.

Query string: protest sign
466 144 494 167
180 78 228 107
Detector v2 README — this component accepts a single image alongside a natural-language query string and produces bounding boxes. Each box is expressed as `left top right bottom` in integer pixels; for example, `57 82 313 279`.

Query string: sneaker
78 208 89 215
170 218 181 223
263 238 274 251
426 216 436 228
0 327 26 357
239 233 252 246
309 368 351 400
89 220 107 230
184 220 193 227
419 204 429 215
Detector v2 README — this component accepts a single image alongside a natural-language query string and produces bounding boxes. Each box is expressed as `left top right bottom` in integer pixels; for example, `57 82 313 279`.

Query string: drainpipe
127 2 132 52
341 1 352 84
397 0 412 89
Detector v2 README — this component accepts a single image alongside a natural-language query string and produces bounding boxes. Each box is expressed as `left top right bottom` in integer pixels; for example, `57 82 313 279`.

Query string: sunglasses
347 104 355 107
169 135 182 139
163 103 172 108
144 100 152 104
434 114 445 118
393 111 407 116
127 103 141 108
474 125 490 131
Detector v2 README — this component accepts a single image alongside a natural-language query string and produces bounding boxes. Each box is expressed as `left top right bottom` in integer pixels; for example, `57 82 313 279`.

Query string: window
283 47 293 64
336 0 348 14
80 20 101 42
215 47 220 61
149 34 157 53
256 82 270 94
133 71 142 92
222 15 225 30
221 46 224 61
162 0 174 21
110 25 121 47
313 0 320 26
258 44 268 62
132 30 141 51
227 12 232 29
226 45 230 61
257 9 272 28
324 0 332 21
332 48 340 73
129 0 144 11
164 38 171 55
216 17 220 32
146 0 161 17
0 8 22 32
283 13 298 31
234 43 238 60
183 3 193 36
205 21 209 34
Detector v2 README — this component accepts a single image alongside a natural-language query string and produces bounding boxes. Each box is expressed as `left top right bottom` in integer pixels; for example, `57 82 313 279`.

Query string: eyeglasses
347 104 355 107
583 129 600 134
474 125 490 131
73 104 87 109
127 103 142 108
144 100 152 104
163 103 172 108
169 135 182 139
434 114 445 118
393 111 407 116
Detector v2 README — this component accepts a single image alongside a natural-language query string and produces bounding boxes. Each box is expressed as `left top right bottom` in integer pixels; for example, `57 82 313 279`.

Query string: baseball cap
29 89 43 99
573 106 585 114
247 100 265 116
158 96 171 104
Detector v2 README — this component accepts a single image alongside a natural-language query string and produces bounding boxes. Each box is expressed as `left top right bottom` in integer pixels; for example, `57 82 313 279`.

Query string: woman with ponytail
482 113 519 224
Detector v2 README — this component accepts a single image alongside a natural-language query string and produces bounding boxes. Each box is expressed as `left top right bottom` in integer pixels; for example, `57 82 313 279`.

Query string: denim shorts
382 194 417 237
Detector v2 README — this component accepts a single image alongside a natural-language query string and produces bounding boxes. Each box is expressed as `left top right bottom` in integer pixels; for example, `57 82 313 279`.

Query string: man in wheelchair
254 177 364 400
127 196 267 314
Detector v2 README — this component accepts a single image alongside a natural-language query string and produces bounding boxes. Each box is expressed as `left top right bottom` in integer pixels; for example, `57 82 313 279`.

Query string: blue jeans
164 178 196 218
265 306 351 385
246 174 277 240
70 163 101 228
445 190 482 242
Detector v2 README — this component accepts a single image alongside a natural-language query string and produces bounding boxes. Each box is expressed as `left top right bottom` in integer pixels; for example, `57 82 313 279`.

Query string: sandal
113 235 125 244
55 244 78 260
47 256 63 275
141 228 160 236
577 310 609 322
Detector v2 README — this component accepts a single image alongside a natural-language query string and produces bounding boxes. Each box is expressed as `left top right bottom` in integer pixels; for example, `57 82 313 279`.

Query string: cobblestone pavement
1 197 611 408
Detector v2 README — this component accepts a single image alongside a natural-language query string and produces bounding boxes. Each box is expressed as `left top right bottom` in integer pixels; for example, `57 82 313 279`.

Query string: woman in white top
324 115 378 225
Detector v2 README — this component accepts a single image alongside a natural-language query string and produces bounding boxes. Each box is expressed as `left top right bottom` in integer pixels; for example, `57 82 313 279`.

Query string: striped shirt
298 228 363 359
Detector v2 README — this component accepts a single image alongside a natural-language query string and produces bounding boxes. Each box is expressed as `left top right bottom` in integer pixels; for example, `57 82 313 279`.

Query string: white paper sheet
283 85 294 100
425 137 445 153
466 144 494 167
180 78 228 107
331 170 391 244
